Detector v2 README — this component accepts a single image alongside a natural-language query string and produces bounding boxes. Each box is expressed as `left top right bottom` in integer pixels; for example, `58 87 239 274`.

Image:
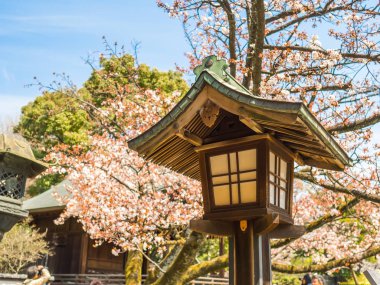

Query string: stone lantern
128 56 351 285
0 134 47 240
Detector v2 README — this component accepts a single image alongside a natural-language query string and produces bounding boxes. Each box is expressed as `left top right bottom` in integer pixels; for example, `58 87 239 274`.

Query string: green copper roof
22 180 71 213
128 56 351 173
0 134 48 177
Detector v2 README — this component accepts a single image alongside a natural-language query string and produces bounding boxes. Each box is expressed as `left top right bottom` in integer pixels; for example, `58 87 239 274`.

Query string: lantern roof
0 134 48 177
129 56 351 180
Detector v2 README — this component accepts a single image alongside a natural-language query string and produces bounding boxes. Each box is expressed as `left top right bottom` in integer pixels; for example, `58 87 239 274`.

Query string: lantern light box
196 134 295 223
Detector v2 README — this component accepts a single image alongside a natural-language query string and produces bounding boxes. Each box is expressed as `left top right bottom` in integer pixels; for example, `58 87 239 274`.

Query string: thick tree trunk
144 261 159 285
182 255 228 283
152 231 205 285
251 0 265 95
124 249 143 285
217 0 237 78
242 1 255 89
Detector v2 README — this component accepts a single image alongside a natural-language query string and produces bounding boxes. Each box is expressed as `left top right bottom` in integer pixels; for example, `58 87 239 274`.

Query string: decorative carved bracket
199 100 220 128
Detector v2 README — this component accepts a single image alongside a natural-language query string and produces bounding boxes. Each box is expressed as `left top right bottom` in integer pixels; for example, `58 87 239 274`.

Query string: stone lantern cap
0 134 48 177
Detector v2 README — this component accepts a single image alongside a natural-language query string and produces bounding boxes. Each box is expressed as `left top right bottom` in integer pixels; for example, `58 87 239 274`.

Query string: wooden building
22 180 125 274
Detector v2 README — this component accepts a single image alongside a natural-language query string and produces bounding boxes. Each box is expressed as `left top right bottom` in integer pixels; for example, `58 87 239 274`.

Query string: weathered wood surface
268 224 306 239
253 213 280 235
190 220 234 236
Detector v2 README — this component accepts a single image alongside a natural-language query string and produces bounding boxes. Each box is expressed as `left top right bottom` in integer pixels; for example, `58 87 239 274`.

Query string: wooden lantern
129 55 351 285
196 134 294 223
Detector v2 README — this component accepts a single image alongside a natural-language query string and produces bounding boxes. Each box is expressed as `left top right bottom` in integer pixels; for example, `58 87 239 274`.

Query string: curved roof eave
128 69 351 168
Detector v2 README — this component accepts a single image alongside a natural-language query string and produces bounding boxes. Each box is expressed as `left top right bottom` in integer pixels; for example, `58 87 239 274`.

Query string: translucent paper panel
210 154 228 175
213 185 230 206
280 159 287 179
268 152 289 209
231 183 239 204
280 190 286 209
229 153 237 172
270 184 275 204
230 174 238 183
238 149 257 171
240 171 256 181
209 147 259 207
240 181 256 203
212 175 229 185
269 152 275 173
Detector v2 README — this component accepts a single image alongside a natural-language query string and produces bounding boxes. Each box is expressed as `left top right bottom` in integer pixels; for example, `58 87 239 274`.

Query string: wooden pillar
229 236 235 285
261 234 272 285
79 234 89 274
190 218 302 285
232 221 272 285
234 220 254 285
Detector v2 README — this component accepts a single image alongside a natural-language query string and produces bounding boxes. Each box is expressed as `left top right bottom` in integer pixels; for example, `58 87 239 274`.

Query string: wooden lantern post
129 56 351 285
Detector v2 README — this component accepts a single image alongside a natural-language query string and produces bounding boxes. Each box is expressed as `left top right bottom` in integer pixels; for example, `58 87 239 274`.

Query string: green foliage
197 237 228 262
339 273 370 285
17 53 187 149
0 219 52 274
16 51 188 197
137 64 188 97
15 89 92 149
27 173 65 197
365 256 377 264
291 255 313 267
84 54 188 106
14 90 92 196
273 273 302 285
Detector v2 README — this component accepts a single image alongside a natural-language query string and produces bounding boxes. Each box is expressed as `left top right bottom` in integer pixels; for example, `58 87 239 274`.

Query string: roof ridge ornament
194 55 229 81
194 55 252 95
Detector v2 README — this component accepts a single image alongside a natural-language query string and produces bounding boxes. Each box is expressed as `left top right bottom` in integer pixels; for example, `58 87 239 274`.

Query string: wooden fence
52 274 229 285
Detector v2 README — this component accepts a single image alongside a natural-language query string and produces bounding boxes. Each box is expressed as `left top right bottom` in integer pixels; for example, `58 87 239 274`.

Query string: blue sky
0 1 189 125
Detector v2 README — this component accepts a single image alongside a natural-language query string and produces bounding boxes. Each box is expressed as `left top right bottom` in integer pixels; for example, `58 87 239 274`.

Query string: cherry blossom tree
42 51 208 285
27 1 380 279
155 0 380 275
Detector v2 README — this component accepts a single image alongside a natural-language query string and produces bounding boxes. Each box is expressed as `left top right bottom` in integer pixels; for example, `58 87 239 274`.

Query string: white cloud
2 68 15 82
0 94 32 125
0 14 112 33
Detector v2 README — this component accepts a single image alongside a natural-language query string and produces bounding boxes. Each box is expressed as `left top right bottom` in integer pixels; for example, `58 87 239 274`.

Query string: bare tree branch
296 172 380 203
272 197 360 248
264 45 380 62
179 245 380 278
273 246 380 273
327 113 380 133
